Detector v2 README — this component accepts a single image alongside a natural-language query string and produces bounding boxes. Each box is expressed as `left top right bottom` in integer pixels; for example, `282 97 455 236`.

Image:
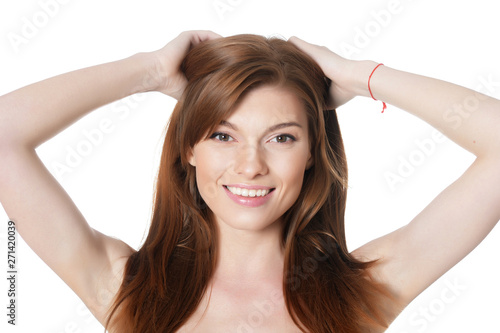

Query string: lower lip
223 186 274 207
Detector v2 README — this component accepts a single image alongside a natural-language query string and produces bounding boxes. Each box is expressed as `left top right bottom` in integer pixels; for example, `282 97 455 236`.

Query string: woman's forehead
223 85 307 126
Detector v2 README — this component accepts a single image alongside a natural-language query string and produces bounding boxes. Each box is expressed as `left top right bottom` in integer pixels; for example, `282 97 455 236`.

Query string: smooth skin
0 30 499 331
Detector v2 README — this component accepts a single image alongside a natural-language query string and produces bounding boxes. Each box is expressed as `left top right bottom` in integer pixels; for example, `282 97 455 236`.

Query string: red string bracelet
368 63 386 113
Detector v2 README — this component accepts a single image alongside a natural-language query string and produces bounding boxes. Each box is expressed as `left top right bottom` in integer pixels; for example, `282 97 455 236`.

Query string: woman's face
188 85 313 233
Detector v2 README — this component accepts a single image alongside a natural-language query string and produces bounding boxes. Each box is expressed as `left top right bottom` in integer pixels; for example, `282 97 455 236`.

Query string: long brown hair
106 34 394 332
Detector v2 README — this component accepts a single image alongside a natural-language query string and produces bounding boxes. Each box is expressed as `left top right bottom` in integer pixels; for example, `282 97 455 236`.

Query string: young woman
0 30 499 332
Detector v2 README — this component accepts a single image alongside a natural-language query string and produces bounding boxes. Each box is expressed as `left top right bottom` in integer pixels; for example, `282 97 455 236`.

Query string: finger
289 36 323 61
191 30 223 43
289 36 330 70
169 30 222 63
289 36 322 53
288 35 308 51
181 30 223 51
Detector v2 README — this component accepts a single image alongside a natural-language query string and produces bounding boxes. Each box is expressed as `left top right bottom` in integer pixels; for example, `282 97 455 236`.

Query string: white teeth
226 186 271 197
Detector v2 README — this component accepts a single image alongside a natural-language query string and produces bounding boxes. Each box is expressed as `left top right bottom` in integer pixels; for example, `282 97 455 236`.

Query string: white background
1 0 499 332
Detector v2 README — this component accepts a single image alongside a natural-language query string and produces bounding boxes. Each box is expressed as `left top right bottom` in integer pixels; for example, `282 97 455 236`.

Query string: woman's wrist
128 51 166 94
348 60 380 99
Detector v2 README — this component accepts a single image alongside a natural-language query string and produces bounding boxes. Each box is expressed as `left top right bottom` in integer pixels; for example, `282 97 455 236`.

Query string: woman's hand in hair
289 36 377 110
151 30 222 99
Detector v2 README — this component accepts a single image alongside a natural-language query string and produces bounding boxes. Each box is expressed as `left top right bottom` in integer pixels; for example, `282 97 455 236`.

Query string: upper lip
224 184 274 190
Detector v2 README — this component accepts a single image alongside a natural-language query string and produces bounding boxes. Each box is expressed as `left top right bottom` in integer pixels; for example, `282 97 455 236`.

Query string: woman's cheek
195 148 232 202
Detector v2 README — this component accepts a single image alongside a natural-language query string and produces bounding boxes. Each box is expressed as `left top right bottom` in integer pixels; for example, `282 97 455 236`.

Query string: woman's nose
232 143 269 179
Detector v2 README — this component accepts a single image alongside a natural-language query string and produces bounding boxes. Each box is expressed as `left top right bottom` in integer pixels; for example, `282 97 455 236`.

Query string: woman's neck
213 218 285 284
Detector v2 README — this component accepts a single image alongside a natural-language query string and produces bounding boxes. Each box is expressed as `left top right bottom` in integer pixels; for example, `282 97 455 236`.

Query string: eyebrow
219 120 303 134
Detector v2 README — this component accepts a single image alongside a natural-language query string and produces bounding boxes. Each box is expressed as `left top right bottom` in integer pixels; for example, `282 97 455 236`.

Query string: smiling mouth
224 186 275 197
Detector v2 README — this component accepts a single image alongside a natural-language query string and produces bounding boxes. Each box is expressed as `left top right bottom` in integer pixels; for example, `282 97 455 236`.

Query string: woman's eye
271 134 295 143
210 132 233 142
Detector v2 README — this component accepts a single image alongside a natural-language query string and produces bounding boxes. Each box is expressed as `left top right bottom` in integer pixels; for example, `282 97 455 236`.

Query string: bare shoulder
83 230 135 326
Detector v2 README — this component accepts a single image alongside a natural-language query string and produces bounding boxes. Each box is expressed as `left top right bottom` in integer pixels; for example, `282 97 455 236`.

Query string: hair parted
106 34 394 333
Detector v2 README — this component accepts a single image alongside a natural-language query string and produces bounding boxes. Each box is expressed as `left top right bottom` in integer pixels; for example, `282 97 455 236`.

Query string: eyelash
209 132 296 143
209 132 234 142
270 134 296 143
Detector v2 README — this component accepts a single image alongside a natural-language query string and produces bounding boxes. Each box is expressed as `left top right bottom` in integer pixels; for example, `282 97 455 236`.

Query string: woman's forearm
360 61 500 159
0 52 157 149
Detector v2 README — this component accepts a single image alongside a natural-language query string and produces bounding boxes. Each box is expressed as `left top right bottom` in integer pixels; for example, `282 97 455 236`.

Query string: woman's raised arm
0 30 220 149
290 36 500 307
0 30 220 323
